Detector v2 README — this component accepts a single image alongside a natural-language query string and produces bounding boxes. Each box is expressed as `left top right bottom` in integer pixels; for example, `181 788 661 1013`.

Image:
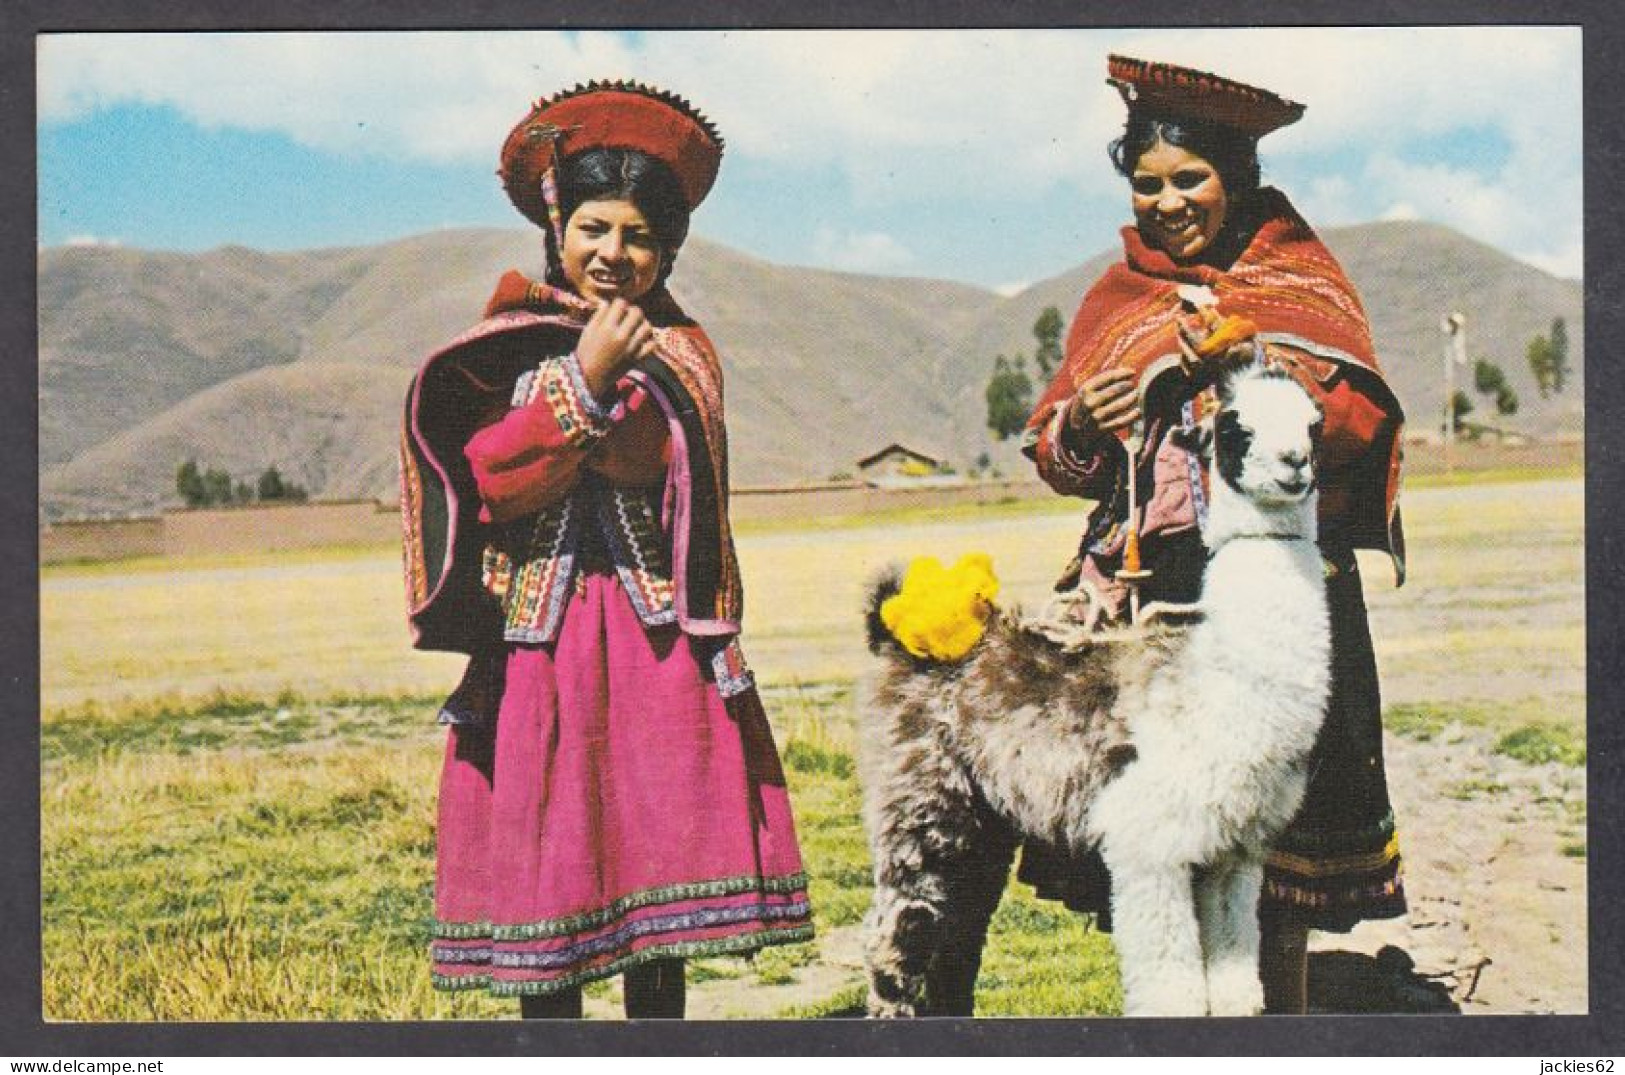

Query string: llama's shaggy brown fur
859 573 1186 1016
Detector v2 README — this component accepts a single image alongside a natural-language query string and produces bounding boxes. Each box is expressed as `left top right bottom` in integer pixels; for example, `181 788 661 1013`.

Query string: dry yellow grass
42 479 1584 725
1360 477 1584 715
41 504 1092 713
41 559 465 711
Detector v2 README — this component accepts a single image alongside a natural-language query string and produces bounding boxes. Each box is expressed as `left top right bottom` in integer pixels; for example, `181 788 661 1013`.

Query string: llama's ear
1170 413 1214 459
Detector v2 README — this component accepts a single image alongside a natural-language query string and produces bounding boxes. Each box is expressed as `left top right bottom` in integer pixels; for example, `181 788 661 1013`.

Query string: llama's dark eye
1214 410 1252 489
1216 410 1250 450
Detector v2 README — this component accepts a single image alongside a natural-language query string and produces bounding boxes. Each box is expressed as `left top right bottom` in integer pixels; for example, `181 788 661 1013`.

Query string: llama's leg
864 875 948 1017
1101 852 1206 1016
862 750 981 1017
925 819 1017 1016
1198 859 1266 1016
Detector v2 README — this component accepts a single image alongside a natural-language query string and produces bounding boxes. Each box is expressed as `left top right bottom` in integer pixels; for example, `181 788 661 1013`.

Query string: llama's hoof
1205 969 1265 1017
1124 984 1209 1017
866 997 917 1019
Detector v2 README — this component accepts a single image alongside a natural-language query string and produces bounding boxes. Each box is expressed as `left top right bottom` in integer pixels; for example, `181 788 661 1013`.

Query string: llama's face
1213 371 1324 506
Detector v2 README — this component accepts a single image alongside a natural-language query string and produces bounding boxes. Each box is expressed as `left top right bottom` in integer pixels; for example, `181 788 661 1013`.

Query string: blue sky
38 28 1582 291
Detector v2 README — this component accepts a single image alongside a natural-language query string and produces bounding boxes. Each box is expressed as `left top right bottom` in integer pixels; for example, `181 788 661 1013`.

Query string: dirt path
1305 725 1586 1015
1322 478 1588 1014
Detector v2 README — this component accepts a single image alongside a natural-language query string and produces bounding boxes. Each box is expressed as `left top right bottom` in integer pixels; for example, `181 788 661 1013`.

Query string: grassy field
39 473 1583 1020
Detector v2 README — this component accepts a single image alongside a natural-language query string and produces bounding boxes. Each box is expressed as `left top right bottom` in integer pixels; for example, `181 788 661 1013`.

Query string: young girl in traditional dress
400 83 812 1019
1021 56 1408 1014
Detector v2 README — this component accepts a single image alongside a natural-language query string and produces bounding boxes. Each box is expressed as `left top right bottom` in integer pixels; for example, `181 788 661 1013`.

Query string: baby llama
861 361 1329 1017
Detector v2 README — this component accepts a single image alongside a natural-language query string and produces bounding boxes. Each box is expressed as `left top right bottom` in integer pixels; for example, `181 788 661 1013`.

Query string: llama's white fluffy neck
1203 480 1319 553
1195 482 1326 686
1182 480 1330 772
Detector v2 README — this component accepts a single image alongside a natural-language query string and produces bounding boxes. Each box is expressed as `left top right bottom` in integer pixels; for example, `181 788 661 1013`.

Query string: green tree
1450 389 1475 434
202 467 234 507
176 459 206 508
1032 306 1064 379
1495 384 1519 417
985 354 1034 441
258 466 287 501
1473 359 1519 417
1527 332 1553 399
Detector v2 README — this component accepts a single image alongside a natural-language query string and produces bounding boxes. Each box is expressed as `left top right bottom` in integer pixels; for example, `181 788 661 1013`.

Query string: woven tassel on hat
541 166 565 254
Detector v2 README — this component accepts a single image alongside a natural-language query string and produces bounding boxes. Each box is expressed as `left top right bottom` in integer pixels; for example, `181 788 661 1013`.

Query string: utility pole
1442 312 1467 473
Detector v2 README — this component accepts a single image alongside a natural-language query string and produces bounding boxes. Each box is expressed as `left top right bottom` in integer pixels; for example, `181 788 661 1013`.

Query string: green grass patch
781 982 868 1019
749 940 820 986
43 691 441 764
42 739 512 1020
1493 723 1587 767
977 888 1121 1016
41 673 1128 1019
1445 778 1510 802
1561 841 1587 859
1384 698 1585 742
685 959 746 985
1384 702 1457 742
45 686 444 728
782 739 856 780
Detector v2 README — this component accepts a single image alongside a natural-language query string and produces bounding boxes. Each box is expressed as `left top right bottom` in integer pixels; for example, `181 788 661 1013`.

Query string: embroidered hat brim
500 81 724 231
1107 54 1305 138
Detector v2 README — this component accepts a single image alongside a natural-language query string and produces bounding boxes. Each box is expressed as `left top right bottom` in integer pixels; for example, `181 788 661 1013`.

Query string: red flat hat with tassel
499 80 724 230
1107 54 1305 138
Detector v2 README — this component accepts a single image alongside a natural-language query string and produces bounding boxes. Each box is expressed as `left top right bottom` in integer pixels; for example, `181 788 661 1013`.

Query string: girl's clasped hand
576 297 658 397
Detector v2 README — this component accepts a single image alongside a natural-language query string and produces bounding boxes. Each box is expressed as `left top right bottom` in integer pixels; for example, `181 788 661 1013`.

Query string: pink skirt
430 572 812 996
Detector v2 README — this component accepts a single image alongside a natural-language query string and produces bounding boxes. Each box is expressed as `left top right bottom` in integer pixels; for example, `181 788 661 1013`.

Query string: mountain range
39 220 1583 521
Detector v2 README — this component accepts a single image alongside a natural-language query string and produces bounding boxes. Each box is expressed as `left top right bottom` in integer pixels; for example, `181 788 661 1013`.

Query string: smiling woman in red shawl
400 82 811 1019
1020 56 1408 1014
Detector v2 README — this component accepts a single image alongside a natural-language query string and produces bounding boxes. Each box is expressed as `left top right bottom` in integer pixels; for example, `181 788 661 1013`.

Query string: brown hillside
1319 221 1583 436
40 231 1003 517
38 243 374 468
41 363 404 520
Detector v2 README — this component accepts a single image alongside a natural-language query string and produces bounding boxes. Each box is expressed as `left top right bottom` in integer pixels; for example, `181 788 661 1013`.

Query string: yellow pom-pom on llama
880 553 1000 662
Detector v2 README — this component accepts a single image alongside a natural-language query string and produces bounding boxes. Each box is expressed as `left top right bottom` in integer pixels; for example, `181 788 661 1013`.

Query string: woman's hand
577 298 658 398
1064 367 1140 444
1177 310 1258 385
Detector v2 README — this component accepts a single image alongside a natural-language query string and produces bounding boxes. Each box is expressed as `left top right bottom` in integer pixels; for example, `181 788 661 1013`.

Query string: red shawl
1026 188 1406 575
1029 188 1387 421
401 273 742 653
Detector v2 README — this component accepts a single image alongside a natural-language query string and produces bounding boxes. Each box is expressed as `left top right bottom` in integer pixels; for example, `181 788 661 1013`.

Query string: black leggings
518 957 686 1020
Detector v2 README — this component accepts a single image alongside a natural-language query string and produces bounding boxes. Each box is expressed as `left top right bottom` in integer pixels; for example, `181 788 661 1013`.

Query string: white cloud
63 234 121 247
994 281 1029 298
37 30 1110 194
811 226 916 274
1294 175 1361 228
1380 203 1420 222
1515 239 1584 281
